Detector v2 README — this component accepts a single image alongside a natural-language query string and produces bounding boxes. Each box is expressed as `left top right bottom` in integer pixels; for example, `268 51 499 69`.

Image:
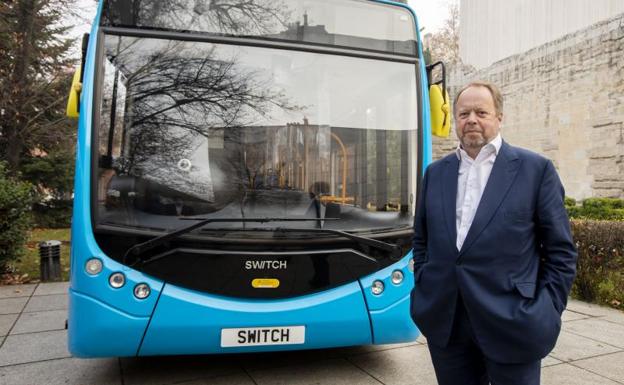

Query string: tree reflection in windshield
102 0 417 56
100 36 300 213
104 0 291 36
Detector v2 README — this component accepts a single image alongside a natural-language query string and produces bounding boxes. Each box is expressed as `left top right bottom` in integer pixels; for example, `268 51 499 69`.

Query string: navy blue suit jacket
410 141 577 364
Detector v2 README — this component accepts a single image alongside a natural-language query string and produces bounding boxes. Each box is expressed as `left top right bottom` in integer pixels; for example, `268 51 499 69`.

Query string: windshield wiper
274 227 402 258
122 217 336 265
197 227 403 259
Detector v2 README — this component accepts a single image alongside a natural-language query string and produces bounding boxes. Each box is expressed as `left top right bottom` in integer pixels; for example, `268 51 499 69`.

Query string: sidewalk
1 282 623 385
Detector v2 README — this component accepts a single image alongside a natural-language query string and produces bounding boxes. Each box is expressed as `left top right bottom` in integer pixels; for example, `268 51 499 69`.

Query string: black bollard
39 240 62 282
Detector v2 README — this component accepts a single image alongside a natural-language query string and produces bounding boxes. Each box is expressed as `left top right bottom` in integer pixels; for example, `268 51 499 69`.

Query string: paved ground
1 282 623 385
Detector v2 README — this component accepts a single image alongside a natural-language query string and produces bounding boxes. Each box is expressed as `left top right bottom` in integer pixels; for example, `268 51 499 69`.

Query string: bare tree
425 0 461 67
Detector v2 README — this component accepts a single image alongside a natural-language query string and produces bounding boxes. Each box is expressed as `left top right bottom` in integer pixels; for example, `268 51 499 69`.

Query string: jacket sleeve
536 160 578 314
412 168 429 265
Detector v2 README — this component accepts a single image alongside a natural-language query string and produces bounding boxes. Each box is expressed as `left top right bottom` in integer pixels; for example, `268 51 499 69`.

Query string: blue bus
66 0 449 357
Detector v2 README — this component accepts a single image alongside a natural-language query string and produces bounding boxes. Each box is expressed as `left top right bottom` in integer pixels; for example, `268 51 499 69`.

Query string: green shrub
570 220 624 310
0 163 35 272
566 198 624 221
33 200 72 228
564 196 576 208
582 198 624 209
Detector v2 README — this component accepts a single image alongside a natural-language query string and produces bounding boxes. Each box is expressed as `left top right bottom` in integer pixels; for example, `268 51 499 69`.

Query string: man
410 81 577 385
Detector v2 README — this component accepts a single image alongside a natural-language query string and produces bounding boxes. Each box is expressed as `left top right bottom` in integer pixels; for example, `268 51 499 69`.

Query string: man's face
454 86 502 153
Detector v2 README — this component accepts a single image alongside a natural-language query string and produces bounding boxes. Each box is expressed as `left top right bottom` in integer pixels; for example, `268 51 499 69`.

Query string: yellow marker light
252 278 280 289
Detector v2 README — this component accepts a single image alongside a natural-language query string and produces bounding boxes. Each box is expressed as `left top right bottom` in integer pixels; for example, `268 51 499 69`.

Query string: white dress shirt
455 134 503 251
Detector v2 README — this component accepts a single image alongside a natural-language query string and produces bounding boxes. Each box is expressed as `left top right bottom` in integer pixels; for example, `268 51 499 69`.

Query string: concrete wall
436 13 624 200
460 0 624 69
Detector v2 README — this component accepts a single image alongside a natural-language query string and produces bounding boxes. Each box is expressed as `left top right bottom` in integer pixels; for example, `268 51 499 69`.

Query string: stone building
437 2 624 200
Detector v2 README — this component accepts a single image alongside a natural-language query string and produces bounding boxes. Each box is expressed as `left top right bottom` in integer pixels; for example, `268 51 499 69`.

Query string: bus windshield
101 0 417 56
96 34 418 234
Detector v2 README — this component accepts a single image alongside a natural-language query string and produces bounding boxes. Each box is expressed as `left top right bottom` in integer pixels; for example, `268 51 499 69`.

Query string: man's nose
462 114 478 128
466 110 478 122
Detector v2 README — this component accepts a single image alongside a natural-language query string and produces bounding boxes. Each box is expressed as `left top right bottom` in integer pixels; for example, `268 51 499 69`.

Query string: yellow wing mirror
426 61 451 138
66 34 89 119
429 84 450 137
66 66 82 119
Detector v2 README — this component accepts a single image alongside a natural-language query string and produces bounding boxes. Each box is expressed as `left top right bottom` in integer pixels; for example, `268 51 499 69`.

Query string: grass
11 228 71 282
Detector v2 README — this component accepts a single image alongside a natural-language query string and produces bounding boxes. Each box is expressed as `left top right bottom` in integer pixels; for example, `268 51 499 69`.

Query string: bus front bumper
68 254 419 357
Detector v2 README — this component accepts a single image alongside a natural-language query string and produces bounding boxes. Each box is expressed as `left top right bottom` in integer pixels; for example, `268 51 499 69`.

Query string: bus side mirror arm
426 61 446 96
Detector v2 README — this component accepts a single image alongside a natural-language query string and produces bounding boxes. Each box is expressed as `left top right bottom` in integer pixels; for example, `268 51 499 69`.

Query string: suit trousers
427 295 541 385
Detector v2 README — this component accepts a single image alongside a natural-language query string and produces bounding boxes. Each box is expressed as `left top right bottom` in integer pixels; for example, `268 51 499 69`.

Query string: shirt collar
455 133 503 160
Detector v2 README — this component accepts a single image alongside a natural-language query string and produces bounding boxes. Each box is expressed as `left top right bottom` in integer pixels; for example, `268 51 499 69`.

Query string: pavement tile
542 355 562 367
33 282 69 296
0 315 18 338
562 309 591 322
247 358 380 385
601 312 624 326
0 297 28 315
0 285 36 299
23 294 68 313
121 355 240 385
542 362 620 385
564 318 624 349
573 351 624 383
10 310 66 335
0 357 120 385
237 348 351 372
173 373 256 385
549 331 621 362
347 343 436 385
0 330 69 366
566 300 619 317
233 345 412 373
333 342 421 357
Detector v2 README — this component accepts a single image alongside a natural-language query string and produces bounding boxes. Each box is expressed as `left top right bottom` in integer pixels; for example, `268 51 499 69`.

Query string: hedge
566 197 624 221
570 220 624 310
0 163 34 272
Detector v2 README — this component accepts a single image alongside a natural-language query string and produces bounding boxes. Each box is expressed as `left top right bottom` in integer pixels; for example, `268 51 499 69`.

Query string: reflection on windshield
101 0 417 56
96 35 418 233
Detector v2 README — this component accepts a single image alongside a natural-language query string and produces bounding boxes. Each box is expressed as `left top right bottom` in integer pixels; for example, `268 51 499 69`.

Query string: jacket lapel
459 142 521 256
442 155 459 251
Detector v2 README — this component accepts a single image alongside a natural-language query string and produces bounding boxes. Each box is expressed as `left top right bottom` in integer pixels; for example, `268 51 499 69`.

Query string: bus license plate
221 326 305 347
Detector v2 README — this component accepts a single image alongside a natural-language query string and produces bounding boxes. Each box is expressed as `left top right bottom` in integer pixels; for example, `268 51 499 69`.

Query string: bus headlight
109 272 126 288
371 280 384 295
85 258 103 275
134 283 151 299
408 258 415 272
391 270 404 285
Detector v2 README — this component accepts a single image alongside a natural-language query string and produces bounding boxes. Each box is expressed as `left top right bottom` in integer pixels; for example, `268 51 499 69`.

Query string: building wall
436 13 624 200
460 0 624 69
